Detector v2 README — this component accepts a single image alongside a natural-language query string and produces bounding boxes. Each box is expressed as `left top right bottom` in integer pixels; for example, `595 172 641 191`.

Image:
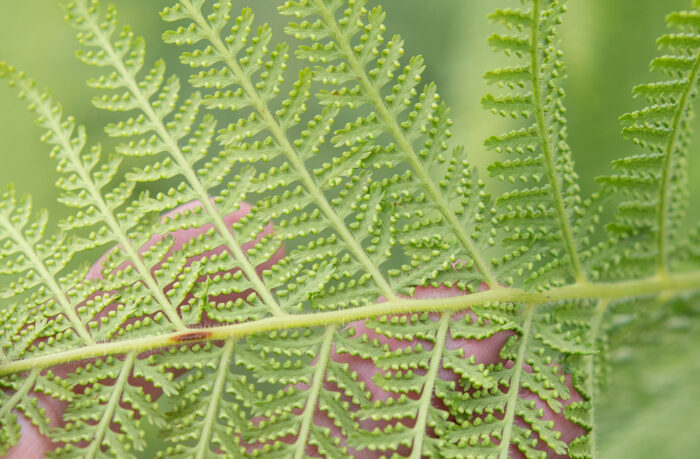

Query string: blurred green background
0 0 698 457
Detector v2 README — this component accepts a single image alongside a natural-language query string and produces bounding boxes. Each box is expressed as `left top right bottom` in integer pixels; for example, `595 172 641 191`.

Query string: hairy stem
311 0 499 289
2 271 699 375
179 1 397 301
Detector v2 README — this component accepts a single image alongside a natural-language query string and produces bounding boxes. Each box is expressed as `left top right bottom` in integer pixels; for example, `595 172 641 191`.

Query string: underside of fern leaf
0 0 699 458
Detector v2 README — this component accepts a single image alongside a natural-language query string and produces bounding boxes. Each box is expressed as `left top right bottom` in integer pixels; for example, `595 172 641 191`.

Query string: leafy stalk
601 5 700 279
192 339 234 459
292 324 336 458
583 299 610 458
4 67 188 330
529 0 585 281
82 351 136 459
0 368 40 441
172 0 397 301
71 0 283 316
0 208 93 343
409 314 449 459
654 31 700 274
0 1 700 457
307 0 499 289
498 305 534 459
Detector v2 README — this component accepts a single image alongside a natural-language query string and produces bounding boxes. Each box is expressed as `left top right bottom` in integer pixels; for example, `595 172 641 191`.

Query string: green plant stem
499 305 534 459
2 270 699 376
529 0 585 282
311 0 499 290
77 1 283 317
293 324 336 459
409 314 449 459
584 298 610 458
194 339 234 459
180 1 397 302
0 367 39 420
84 351 135 459
656 48 700 276
0 213 94 344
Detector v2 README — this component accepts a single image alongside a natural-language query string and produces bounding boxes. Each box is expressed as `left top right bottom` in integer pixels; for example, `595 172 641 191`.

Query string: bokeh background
0 0 698 457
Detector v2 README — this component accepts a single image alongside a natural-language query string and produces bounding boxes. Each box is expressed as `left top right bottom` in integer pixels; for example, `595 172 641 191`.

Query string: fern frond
599 3 700 277
154 339 254 458
240 325 353 458
1 1 700 458
0 64 189 330
323 297 592 458
484 1 586 289
280 0 499 290
565 298 610 459
0 369 47 456
64 0 284 317
160 0 401 310
0 185 93 344
346 314 450 457
51 352 155 458
0 183 99 454
0 267 699 455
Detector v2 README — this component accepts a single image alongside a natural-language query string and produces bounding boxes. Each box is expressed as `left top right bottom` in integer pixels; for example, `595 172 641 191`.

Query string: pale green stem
409 314 450 459
293 324 336 459
77 2 283 317
193 339 234 459
84 351 135 459
311 0 499 289
0 213 93 344
499 305 535 459
529 0 585 282
2 271 699 376
180 1 397 301
584 299 610 458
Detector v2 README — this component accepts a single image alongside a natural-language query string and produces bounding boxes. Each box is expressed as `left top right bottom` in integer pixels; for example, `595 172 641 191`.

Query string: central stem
2 270 698 375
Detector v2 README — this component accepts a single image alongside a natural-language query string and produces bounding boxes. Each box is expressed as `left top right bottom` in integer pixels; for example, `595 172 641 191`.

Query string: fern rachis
0 0 699 458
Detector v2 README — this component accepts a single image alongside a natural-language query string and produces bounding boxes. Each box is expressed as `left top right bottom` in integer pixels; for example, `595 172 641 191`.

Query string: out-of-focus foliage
3 0 697 224
599 305 700 458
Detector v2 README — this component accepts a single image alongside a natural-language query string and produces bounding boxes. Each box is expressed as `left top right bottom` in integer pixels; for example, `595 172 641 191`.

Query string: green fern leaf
599 4 700 279
280 0 500 291
484 1 587 290
0 1 699 458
